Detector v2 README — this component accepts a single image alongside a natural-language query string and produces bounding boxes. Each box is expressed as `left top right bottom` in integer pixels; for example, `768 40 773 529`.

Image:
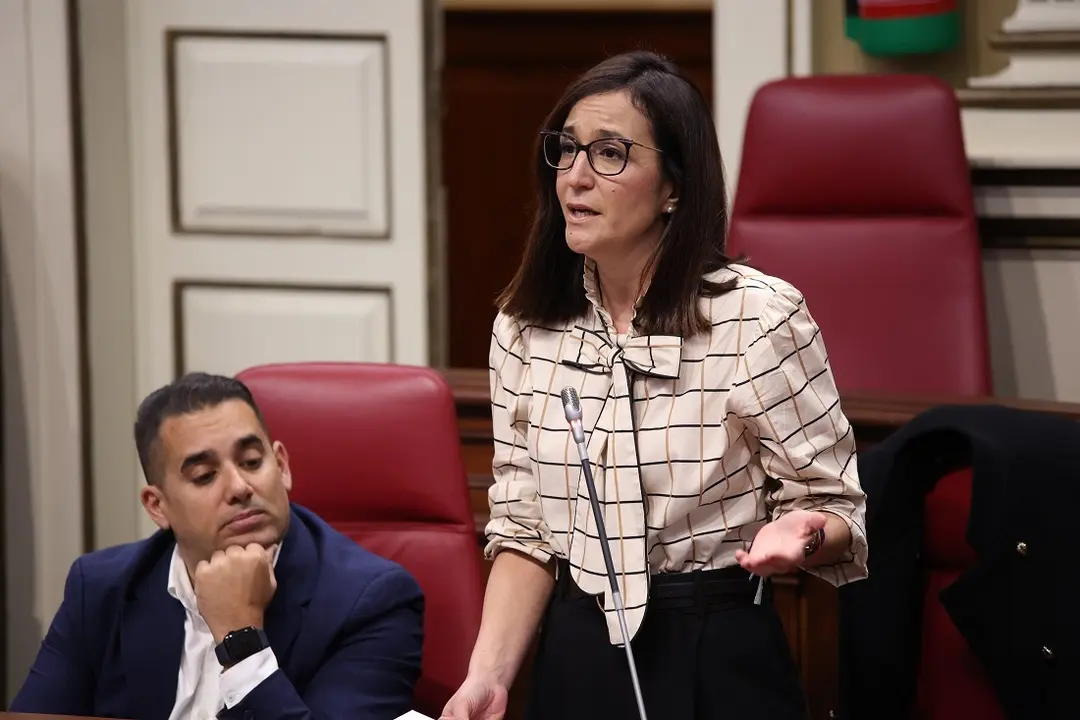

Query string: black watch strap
214 626 270 666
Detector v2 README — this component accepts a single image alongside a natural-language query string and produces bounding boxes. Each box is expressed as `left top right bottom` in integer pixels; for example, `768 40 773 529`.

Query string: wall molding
959 87 1080 109
714 0 808 197
715 2 1080 248
0 0 85 699
967 2 1080 90
443 0 710 9
973 166 1080 248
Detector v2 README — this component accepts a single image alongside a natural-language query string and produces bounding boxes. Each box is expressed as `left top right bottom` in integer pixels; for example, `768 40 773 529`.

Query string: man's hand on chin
194 543 278 646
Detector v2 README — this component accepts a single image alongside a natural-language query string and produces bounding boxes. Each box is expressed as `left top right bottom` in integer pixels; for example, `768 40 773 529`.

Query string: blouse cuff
483 536 554 566
801 508 868 587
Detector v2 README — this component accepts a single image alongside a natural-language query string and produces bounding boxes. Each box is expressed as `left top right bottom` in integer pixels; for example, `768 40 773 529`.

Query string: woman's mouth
567 206 599 221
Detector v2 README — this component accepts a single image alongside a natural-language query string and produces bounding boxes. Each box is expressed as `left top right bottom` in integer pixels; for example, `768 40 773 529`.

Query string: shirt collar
583 256 649 336
167 542 282 615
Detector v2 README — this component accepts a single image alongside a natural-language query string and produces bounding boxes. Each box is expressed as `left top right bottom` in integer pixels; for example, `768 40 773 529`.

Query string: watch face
224 627 266 660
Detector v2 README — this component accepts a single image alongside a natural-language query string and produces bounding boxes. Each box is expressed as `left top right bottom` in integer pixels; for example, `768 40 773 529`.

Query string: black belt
555 559 767 615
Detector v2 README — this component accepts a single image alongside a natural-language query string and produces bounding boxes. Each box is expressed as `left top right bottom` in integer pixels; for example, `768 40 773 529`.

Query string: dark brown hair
134 372 268 485
497 50 739 337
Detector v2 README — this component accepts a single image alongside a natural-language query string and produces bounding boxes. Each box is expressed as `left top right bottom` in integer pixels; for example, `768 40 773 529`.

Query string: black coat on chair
837 404 1078 720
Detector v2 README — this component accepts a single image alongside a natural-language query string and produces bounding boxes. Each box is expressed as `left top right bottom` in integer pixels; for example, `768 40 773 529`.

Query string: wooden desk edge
443 366 1080 537
440 368 1080 720
441 367 1080 425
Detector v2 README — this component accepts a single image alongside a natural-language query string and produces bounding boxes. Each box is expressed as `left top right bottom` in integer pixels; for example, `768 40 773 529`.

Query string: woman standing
442 51 867 720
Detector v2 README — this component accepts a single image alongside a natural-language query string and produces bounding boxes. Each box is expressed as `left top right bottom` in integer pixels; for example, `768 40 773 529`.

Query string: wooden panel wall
443 8 713 368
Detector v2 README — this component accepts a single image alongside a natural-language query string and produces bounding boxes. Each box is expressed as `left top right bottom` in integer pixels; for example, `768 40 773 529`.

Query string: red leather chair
914 468 1004 720
236 362 483 717
728 74 991 396
730 77 1001 717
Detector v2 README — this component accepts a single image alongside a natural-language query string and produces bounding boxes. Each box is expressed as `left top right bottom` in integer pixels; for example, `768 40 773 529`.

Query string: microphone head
560 386 582 422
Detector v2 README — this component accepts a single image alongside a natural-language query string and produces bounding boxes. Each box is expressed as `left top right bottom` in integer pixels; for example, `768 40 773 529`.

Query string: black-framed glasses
540 130 662 177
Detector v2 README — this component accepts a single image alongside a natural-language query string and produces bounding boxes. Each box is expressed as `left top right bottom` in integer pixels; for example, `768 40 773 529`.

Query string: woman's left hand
734 510 827 577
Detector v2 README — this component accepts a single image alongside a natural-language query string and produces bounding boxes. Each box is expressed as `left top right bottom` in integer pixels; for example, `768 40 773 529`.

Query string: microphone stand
562 388 649 720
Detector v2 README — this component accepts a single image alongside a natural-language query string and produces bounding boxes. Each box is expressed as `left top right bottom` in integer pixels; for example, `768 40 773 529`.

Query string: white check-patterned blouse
485 260 868 645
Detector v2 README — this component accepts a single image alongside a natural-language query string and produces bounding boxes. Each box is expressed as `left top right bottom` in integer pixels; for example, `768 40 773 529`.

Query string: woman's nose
565 150 595 186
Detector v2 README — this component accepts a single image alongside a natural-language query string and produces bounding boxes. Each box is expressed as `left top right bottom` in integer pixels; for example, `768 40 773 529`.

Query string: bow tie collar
562 326 682 380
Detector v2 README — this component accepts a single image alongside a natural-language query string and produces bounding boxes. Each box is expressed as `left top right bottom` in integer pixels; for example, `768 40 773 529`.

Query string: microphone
560 387 649 720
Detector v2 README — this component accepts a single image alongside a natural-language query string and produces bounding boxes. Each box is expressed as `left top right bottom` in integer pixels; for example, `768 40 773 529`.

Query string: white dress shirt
485 261 868 644
166 546 280 720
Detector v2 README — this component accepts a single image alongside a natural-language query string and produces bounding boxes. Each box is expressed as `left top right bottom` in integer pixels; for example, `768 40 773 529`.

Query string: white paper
394 712 436 720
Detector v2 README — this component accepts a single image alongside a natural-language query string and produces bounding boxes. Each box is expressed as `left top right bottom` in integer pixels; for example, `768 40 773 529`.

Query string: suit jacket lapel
119 544 185 720
263 508 317 675
116 509 315 718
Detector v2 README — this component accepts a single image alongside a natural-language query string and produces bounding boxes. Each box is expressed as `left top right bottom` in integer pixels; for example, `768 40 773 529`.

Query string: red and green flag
845 0 960 56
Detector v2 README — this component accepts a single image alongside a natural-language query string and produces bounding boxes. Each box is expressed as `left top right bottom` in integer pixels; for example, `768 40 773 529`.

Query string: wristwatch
804 527 825 558
215 626 270 666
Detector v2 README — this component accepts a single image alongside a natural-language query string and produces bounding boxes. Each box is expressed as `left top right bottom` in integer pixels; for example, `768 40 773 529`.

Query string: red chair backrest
728 74 991 396
916 469 1005 719
236 362 483 716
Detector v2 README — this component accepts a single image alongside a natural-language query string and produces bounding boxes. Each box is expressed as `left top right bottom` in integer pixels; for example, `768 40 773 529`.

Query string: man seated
10 372 424 720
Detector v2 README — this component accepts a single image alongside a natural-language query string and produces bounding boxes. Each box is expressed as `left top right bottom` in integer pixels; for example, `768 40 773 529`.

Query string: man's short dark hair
134 372 267 485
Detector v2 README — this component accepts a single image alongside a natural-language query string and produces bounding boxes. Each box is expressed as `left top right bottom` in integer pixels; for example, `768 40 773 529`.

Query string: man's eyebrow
180 450 214 474
235 434 264 452
178 435 262 474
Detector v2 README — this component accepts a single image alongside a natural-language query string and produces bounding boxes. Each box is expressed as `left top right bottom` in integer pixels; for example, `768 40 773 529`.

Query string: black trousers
526 562 809 720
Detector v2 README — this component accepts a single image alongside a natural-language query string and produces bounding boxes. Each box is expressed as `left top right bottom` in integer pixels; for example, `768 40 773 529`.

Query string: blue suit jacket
10 504 424 720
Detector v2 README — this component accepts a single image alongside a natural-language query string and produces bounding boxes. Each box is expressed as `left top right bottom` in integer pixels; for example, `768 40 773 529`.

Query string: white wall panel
0 0 84 697
713 0 791 197
179 284 392 376
174 35 389 237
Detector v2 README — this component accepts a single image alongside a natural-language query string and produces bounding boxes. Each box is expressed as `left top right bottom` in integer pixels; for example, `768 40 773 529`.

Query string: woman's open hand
734 510 827 577
440 673 509 720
